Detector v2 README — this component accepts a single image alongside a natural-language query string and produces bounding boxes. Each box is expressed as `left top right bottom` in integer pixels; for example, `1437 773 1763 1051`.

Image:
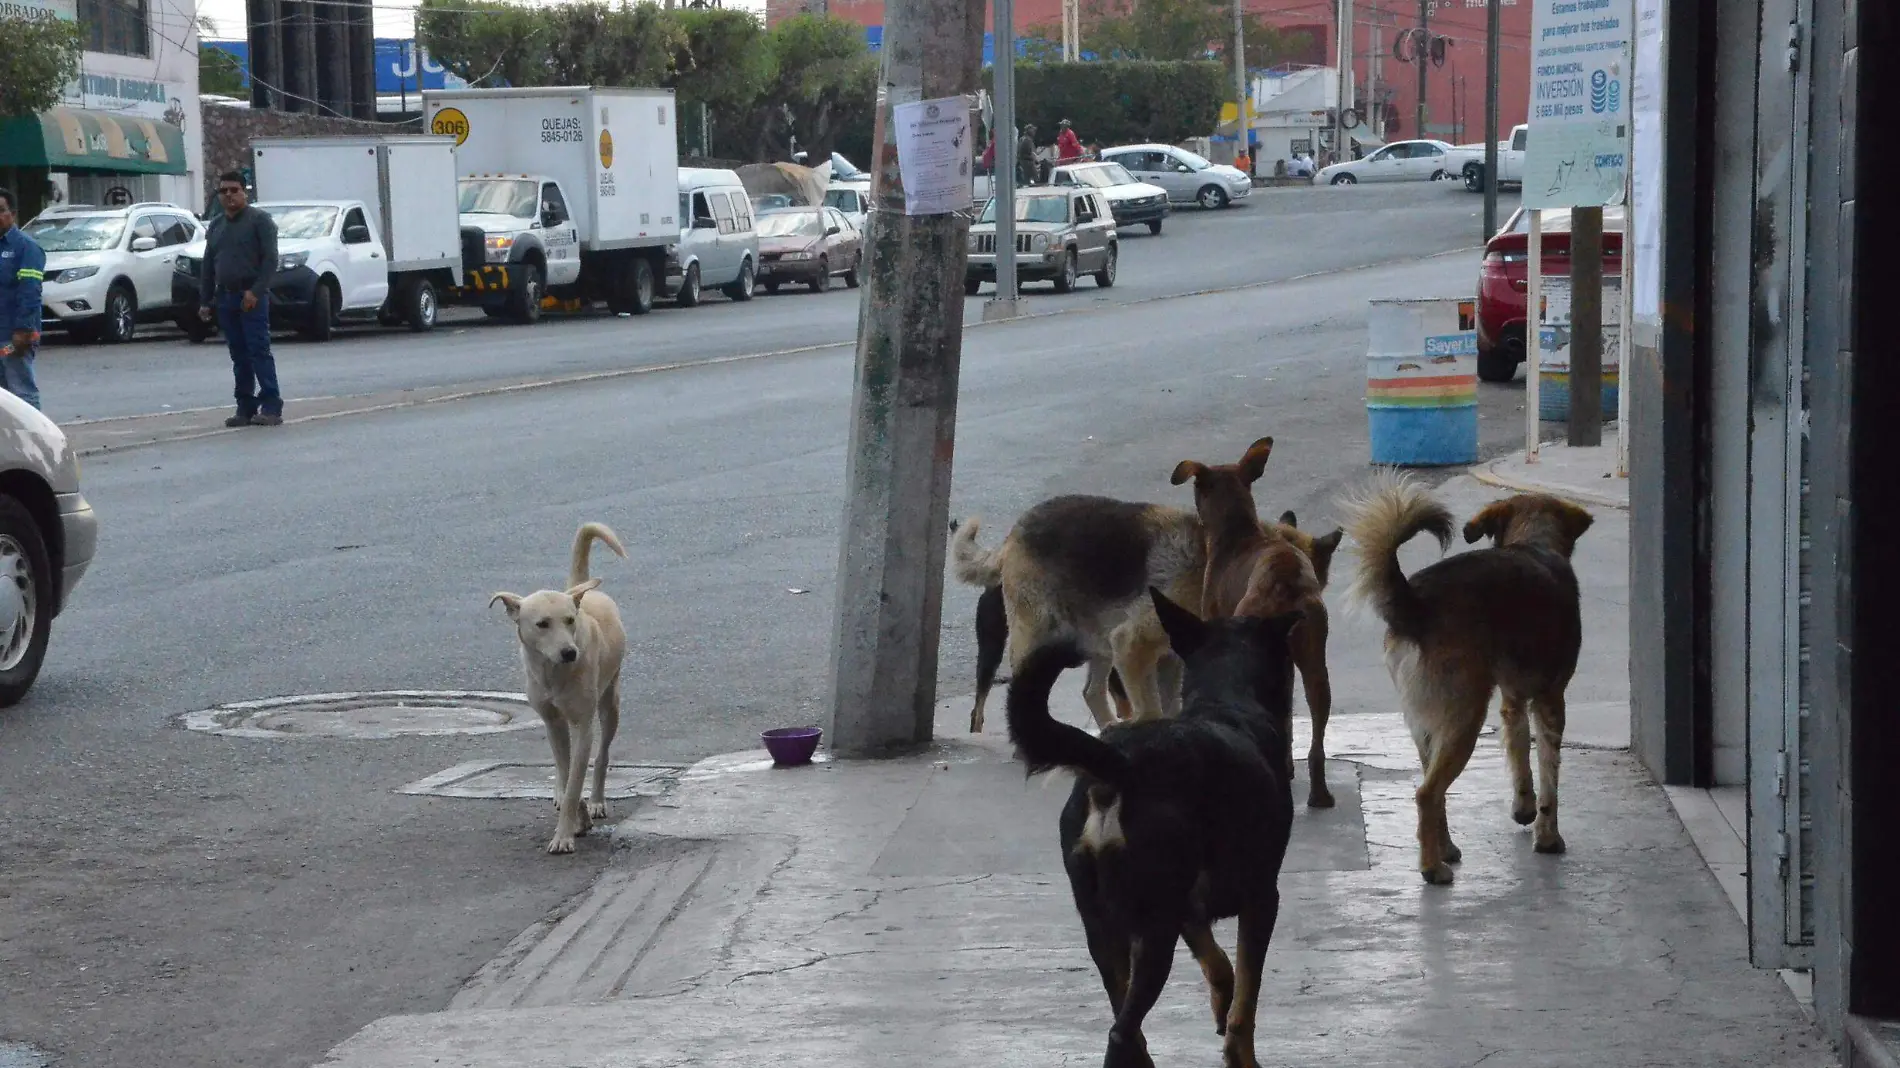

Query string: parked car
1314 139 1457 185
0 388 97 707
1096 144 1252 209
823 182 871 233
1444 125 1528 191
964 187 1118 294
754 207 863 293
25 202 202 343
751 193 796 212
1476 204 1626 383
172 200 396 342
672 168 761 306
1049 161 1170 235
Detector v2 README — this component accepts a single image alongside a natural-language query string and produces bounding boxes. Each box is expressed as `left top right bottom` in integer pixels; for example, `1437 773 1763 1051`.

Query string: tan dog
490 522 629 855
1171 437 1338 808
1342 471 1593 884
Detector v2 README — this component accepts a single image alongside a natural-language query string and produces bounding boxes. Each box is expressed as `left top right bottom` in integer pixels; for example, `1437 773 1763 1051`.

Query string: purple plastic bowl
761 726 823 766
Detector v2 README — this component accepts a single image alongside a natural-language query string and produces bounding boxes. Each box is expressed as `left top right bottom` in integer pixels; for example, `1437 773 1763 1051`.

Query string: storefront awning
0 107 187 175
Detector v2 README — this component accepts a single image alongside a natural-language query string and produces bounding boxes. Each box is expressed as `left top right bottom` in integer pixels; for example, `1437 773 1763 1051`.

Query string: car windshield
259 204 339 240
1063 166 1126 189
978 195 1070 224
458 178 538 218
1508 205 1628 234
25 216 126 252
1173 148 1213 170
757 211 824 238
823 188 861 211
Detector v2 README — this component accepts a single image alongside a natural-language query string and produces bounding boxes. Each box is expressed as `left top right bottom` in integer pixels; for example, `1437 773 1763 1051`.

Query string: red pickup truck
1477 204 1626 382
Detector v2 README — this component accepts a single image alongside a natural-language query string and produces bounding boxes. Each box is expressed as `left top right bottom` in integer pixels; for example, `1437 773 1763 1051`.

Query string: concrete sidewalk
314 469 1832 1068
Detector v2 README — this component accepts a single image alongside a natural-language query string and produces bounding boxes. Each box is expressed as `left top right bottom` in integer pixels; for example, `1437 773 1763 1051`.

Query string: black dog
1007 588 1298 1068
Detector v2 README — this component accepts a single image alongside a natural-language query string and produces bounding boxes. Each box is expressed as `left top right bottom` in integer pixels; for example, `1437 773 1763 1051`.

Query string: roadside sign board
1522 0 1632 208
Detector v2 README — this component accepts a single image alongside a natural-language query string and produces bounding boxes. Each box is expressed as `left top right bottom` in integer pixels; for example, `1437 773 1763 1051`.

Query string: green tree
987 60 1225 146
0 15 83 118
744 15 878 163
670 7 775 157
418 0 554 89
200 45 250 98
1027 0 1314 70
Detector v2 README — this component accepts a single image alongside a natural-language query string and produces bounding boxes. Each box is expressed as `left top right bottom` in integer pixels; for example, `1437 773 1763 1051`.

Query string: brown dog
1342 470 1593 884
1171 437 1337 808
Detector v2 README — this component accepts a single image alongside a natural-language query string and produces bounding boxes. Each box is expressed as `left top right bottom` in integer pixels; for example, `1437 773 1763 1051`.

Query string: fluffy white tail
570 522 628 588
1339 470 1452 641
951 517 1005 588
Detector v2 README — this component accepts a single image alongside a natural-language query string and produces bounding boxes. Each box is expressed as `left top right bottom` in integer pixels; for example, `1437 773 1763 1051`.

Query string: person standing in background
0 188 45 412
201 171 284 428
1055 119 1084 162
1017 124 1038 187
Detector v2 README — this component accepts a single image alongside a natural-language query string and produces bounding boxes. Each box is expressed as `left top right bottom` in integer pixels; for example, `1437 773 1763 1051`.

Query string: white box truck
422 86 680 321
249 135 465 332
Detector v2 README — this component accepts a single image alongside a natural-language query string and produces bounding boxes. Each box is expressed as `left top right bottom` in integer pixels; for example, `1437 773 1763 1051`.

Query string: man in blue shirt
0 187 46 411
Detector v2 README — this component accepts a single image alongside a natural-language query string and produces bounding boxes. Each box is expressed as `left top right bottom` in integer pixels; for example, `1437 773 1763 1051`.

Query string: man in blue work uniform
200 171 284 427
0 187 46 411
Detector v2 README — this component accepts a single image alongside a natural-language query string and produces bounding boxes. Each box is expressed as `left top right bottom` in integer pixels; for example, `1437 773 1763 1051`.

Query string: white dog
490 522 628 854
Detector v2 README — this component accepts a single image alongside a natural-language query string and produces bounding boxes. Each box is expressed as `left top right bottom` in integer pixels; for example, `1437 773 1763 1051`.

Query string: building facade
1628 0 1897 1061
0 0 200 217
768 0 1533 145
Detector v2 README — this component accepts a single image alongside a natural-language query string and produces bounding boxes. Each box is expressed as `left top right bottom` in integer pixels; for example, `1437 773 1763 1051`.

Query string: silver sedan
0 389 98 706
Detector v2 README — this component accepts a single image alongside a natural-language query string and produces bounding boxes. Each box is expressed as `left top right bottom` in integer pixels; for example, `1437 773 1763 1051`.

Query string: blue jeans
216 290 280 417
2 336 40 411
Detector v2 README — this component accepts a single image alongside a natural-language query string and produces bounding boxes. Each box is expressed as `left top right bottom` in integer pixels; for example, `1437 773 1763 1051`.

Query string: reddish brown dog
1170 436 1337 809
1343 470 1594 885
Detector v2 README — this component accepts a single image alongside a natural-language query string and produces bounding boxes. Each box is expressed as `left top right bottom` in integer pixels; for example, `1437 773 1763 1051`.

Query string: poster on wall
1630 0 1663 322
1522 0 1633 209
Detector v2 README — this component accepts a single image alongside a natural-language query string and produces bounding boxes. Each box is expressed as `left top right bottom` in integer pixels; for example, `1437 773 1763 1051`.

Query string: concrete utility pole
825 0 986 756
987 0 1022 319
1482 0 1499 239
1567 205 1605 445
1233 0 1248 163
1333 0 1351 162
1414 0 1429 137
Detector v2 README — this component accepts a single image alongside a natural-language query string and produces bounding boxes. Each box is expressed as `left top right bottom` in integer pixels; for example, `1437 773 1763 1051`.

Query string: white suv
25 203 203 344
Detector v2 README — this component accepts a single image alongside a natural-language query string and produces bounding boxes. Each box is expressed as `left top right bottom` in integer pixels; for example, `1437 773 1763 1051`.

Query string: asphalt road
0 181 1526 1068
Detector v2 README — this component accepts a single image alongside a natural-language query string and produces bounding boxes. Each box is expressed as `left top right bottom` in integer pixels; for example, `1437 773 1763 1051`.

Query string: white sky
197 0 766 43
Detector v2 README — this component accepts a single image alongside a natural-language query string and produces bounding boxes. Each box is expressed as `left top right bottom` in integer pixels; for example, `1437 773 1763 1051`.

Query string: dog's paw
1306 784 1336 809
1512 796 1537 825
587 800 609 820
1442 841 1462 864
1420 862 1456 885
546 833 577 855
1534 831 1567 855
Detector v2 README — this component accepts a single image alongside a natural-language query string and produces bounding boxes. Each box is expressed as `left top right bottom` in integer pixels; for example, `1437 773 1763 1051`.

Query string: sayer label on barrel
1423 333 1479 357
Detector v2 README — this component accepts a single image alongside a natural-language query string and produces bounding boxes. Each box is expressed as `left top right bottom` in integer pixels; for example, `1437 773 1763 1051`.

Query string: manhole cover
398 761 683 799
177 691 541 740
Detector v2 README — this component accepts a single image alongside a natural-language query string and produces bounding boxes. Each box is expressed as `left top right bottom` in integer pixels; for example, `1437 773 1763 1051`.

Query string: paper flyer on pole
1630 0 1664 321
892 96 973 216
1522 0 1633 209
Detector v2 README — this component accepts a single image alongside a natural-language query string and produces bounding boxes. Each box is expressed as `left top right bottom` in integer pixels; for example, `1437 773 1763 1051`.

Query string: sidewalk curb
1472 459 1631 511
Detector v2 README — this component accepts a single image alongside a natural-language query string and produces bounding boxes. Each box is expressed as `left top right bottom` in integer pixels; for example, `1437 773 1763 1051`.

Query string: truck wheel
1147 218 1163 236
625 258 655 315
1094 243 1117 288
676 263 701 308
724 260 755 302
1053 250 1077 293
1465 164 1486 192
404 278 439 332
0 495 54 708
509 264 544 324
304 281 337 341
964 277 981 295
764 281 781 295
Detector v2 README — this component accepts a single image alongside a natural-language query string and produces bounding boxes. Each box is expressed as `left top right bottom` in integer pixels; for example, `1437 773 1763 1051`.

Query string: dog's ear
1558 501 1596 544
489 592 523 619
1148 586 1206 658
1237 436 1274 483
1309 528 1343 580
1463 499 1513 544
1170 460 1205 486
565 578 602 606
1279 509 1298 528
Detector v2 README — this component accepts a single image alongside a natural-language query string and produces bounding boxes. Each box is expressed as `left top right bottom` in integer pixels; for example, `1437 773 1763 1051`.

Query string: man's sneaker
224 414 252 427
251 413 284 427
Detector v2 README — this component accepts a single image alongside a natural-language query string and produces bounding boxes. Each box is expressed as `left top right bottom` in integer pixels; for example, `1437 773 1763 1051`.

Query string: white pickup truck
1446 124 1527 192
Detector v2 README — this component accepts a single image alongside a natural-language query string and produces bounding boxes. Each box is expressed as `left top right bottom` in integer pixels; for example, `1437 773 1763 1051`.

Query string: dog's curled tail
950 516 1005 588
1340 469 1452 641
1006 640 1132 788
570 522 628 588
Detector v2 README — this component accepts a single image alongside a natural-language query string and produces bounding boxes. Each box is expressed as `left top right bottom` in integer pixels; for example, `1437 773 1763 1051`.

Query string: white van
671 168 760 305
